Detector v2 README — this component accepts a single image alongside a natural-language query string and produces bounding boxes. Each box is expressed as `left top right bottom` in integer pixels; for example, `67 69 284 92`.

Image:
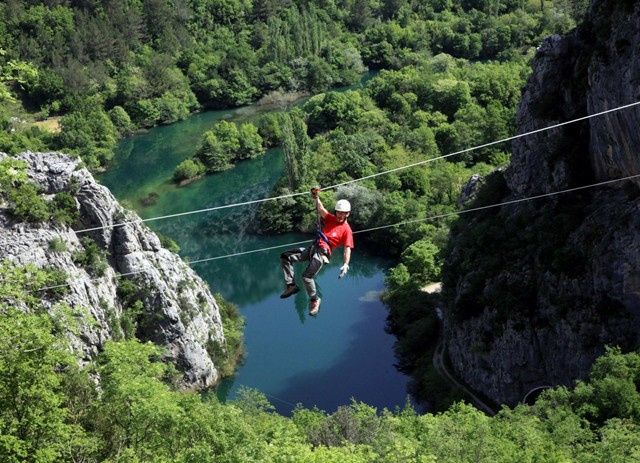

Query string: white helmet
335 199 351 212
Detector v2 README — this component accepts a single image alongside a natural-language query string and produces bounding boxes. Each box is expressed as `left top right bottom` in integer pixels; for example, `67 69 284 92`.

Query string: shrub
108 106 133 135
173 159 204 183
7 183 49 223
73 236 109 276
48 237 67 253
50 191 79 225
156 232 181 253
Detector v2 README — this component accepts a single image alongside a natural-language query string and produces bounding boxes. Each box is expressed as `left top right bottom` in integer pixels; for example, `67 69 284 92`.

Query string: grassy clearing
32 117 61 133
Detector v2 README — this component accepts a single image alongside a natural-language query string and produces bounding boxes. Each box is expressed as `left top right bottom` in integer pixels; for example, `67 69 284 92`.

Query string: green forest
4 0 640 461
2 266 640 462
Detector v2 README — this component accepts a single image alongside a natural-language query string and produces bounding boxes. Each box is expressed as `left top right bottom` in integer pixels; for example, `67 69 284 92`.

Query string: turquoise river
97 98 412 416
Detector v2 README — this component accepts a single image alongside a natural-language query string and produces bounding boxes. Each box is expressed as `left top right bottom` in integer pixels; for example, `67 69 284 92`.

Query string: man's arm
314 191 329 219
343 246 351 266
339 246 351 279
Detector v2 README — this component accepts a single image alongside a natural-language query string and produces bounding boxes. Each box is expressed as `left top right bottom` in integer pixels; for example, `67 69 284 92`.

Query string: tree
212 119 240 154
428 78 472 119
586 418 640 463
93 340 184 461
304 91 368 135
307 55 334 93
8 4 75 65
129 98 161 128
347 0 374 32
154 92 191 125
381 0 407 20
400 239 441 285
196 131 233 172
399 124 439 156
425 402 499 462
6 182 49 223
0 262 87 463
237 123 265 160
173 158 204 182
57 98 118 168
386 262 411 290
281 111 310 190
573 347 640 425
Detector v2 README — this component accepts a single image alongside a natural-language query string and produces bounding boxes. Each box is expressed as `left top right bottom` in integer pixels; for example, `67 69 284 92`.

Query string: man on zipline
280 187 354 316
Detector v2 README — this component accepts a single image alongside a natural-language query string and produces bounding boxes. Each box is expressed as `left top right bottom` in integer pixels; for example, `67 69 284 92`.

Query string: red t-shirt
318 213 354 252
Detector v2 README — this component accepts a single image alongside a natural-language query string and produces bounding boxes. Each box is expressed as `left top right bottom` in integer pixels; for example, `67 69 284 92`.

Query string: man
280 188 354 316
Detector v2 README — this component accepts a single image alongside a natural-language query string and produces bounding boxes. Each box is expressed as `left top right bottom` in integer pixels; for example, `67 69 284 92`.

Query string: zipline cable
354 172 640 234
321 100 640 191
74 100 640 235
26 171 640 294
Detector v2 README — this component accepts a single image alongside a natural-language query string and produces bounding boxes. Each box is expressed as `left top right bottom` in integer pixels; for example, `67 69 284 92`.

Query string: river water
98 96 411 416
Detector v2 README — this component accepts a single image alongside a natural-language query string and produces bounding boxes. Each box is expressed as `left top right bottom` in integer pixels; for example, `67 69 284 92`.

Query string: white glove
339 263 349 279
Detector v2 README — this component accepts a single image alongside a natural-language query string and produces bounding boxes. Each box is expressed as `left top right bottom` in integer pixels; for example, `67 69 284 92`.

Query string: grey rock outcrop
0 151 226 390
443 0 640 406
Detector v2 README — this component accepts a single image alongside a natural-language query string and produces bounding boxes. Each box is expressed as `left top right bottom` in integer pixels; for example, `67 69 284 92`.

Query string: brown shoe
280 284 300 299
309 297 321 316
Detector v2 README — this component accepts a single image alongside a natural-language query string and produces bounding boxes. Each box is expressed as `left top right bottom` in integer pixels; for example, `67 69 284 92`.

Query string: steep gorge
442 0 640 406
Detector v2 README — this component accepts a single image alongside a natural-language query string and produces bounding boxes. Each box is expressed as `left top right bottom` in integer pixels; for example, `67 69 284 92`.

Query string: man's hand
339 263 349 279
311 186 321 197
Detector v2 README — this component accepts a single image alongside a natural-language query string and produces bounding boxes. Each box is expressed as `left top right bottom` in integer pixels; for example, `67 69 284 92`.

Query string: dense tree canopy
0 0 583 169
1 264 639 462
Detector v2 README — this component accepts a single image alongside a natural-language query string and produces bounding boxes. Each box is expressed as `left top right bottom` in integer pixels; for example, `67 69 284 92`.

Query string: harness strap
316 230 331 249
314 203 332 252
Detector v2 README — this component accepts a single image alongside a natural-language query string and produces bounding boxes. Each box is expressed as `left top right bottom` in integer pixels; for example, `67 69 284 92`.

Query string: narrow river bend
98 103 411 416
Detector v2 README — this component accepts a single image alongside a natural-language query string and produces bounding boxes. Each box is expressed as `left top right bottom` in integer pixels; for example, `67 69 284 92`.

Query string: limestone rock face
443 0 640 406
586 1 640 182
0 151 226 390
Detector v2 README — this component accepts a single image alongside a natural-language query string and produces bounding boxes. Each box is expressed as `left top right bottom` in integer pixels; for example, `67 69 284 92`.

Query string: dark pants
280 245 329 300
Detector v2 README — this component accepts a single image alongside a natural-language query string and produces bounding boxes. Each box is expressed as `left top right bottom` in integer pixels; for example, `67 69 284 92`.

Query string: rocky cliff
442 0 640 406
0 151 226 390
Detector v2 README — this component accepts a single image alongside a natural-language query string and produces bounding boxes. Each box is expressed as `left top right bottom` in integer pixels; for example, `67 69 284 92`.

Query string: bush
41 266 69 298
73 236 109 276
50 191 79 225
196 131 234 172
48 237 67 253
237 123 265 160
7 183 50 223
209 294 244 377
173 159 204 183
156 232 181 253
108 106 133 135
58 102 118 153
